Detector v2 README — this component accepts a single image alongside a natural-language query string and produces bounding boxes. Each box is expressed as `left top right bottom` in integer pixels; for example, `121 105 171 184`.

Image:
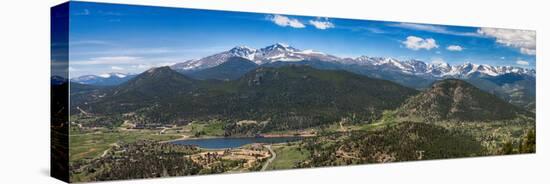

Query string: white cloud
269 15 305 28
516 60 529 66
72 56 141 65
70 56 188 77
477 28 536 55
111 66 124 70
70 48 182 57
520 48 536 55
391 23 481 37
446 45 463 51
96 56 140 61
133 64 151 69
402 36 439 50
309 19 334 30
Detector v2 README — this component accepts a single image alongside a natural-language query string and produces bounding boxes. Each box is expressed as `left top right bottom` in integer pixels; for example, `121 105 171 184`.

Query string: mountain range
71 72 137 86
170 44 535 111
171 43 535 78
51 75 68 86
71 65 533 133
70 43 536 111
171 43 341 71
72 43 535 85
73 66 418 131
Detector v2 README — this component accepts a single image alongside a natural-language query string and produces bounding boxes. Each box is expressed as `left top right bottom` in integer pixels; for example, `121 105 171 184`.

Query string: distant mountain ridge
71 72 136 86
171 43 535 78
168 43 535 111
71 43 535 111
51 75 68 86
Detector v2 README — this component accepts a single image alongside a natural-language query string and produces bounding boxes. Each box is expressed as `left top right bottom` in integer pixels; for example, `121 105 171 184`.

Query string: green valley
68 66 535 182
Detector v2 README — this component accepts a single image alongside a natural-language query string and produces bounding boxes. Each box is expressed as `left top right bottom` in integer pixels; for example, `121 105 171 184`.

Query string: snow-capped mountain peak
263 43 293 51
229 46 257 61
71 72 136 86
98 74 111 78
170 43 535 78
171 43 342 70
275 42 289 47
260 43 300 54
427 62 452 77
98 72 128 78
231 45 256 51
432 62 451 68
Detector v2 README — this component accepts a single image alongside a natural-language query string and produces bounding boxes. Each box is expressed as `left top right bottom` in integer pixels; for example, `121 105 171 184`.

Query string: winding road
100 143 118 158
261 145 276 171
76 106 90 116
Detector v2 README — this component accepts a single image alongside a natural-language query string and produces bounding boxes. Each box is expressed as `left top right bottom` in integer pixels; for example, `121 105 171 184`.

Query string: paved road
261 145 276 171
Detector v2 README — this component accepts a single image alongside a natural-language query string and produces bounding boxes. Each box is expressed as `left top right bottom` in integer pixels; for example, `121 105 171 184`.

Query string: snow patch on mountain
171 43 340 70
71 72 136 86
170 43 535 78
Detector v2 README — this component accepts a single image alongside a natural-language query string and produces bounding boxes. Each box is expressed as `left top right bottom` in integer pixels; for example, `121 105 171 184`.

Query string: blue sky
66 1 536 77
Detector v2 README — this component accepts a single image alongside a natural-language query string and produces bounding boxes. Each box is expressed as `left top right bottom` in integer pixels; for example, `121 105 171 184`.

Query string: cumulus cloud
402 36 439 50
269 15 305 28
520 48 536 55
309 19 334 30
478 28 536 55
446 45 463 51
516 60 529 66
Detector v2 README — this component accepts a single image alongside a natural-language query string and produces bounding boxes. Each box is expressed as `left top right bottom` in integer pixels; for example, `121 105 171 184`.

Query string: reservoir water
170 136 304 149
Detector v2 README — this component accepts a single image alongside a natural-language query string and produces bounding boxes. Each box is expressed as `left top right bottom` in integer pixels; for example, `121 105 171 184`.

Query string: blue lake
170 136 304 149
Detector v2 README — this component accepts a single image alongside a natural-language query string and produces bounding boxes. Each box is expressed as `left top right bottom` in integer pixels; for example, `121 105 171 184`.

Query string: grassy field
267 144 310 170
189 120 225 137
70 119 232 162
69 129 181 162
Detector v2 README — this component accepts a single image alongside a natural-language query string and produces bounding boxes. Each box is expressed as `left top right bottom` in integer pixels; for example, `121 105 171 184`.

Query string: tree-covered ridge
73 65 418 131
70 140 202 182
186 57 259 81
67 64 536 182
397 79 533 122
296 122 485 167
